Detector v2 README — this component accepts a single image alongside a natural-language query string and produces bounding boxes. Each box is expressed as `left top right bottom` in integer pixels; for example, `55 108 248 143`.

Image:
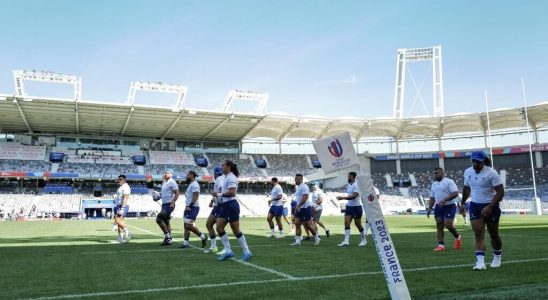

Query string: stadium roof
1 94 548 142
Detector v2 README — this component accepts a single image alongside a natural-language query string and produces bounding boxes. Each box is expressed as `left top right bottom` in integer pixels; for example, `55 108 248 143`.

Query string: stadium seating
44 183 74 194
206 153 263 177
148 151 195 165
0 159 50 172
0 143 46 160
263 154 314 177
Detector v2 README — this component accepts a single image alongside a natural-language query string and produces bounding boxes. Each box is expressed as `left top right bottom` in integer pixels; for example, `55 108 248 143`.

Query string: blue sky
0 0 547 118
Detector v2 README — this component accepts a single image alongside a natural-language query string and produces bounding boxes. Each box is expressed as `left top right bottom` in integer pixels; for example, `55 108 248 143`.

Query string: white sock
164 233 171 239
360 229 366 239
124 228 129 235
210 237 217 248
220 234 232 252
344 229 350 242
494 254 502 260
271 228 275 235
477 255 485 264
237 234 250 254
183 240 189 246
295 236 302 243
279 230 284 235
364 222 370 236
200 233 206 240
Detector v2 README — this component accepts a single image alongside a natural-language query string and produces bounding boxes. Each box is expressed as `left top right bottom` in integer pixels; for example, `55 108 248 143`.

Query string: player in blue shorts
156 169 179 246
281 193 292 229
179 171 207 249
204 166 224 254
336 172 367 247
114 175 131 243
460 151 505 270
213 160 252 261
266 177 285 238
427 167 462 251
291 174 320 246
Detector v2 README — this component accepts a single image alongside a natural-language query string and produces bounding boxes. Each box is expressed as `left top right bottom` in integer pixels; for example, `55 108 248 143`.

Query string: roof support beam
121 106 134 135
355 121 369 141
278 120 299 140
13 99 33 133
240 115 267 140
201 115 232 140
317 121 334 139
161 111 185 139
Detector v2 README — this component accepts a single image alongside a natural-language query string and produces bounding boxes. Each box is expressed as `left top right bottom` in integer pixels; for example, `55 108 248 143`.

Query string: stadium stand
206 153 263 177
263 154 314 177
148 151 195 165
0 143 46 160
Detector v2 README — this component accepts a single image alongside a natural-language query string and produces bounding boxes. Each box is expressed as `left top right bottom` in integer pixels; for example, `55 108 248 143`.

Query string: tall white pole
521 78 541 215
484 90 494 169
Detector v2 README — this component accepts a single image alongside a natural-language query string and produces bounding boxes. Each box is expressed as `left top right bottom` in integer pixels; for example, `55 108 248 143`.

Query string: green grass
1 215 547 299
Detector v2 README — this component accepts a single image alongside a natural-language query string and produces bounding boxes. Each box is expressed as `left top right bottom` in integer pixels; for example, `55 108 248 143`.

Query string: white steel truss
222 90 268 114
13 69 82 100
393 45 444 119
127 81 188 110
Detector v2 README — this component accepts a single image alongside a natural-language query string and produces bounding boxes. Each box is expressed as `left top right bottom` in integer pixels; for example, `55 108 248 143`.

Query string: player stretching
460 151 504 271
291 174 320 246
427 167 462 251
266 177 285 238
180 171 208 249
336 172 367 247
204 166 224 254
213 160 252 261
114 175 131 243
156 169 179 246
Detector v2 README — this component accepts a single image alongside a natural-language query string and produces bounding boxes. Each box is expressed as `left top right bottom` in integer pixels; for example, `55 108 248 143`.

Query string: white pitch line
126 224 296 280
82 244 275 255
23 256 548 300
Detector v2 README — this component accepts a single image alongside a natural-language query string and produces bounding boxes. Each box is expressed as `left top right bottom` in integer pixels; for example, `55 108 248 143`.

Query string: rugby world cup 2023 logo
328 139 343 158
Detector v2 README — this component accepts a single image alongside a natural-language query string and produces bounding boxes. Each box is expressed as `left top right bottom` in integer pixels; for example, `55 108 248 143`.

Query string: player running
156 169 179 246
336 172 367 247
427 167 462 251
213 160 252 262
311 184 330 238
266 177 285 238
281 193 292 230
179 171 208 249
204 166 224 254
114 175 131 243
460 151 504 271
291 174 320 246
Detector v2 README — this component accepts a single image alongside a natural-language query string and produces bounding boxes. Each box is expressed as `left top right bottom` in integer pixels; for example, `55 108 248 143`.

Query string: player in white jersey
291 174 320 246
427 167 462 251
281 193 292 231
459 152 504 271
336 172 367 247
114 175 131 243
311 184 330 238
266 177 285 238
213 160 252 261
179 171 208 249
204 166 224 254
156 169 179 246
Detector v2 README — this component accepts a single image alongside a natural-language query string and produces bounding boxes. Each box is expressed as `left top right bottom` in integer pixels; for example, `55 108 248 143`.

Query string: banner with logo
311 132 360 174
313 132 411 299
357 174 411 300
